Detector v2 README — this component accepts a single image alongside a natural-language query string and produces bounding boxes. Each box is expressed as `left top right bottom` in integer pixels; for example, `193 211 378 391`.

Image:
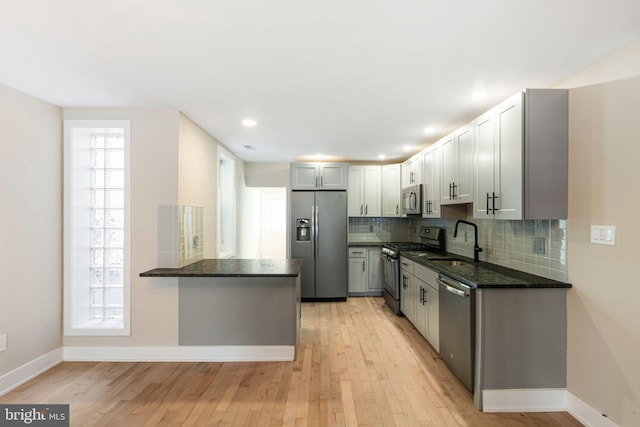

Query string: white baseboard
482 389 620 427
0 348 63 397
567 392 619 427
482 389 568 412
62 345 295 362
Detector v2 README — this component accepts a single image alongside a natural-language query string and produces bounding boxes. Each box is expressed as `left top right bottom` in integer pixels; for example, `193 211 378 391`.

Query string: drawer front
415 263 438 287
399 256 415 274
349 247 368 258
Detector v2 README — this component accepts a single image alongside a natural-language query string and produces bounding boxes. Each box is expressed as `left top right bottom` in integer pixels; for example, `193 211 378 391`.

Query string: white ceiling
2 0 640 163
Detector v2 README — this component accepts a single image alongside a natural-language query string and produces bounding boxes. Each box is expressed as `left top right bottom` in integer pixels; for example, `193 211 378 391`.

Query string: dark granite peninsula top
140 259 303 278
348 241 386 247
400 251 571 289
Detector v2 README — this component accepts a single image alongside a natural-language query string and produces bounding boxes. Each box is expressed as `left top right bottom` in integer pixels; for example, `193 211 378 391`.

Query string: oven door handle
436 277 470 297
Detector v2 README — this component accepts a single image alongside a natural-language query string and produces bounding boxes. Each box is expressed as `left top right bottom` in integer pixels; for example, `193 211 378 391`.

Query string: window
251 188 286 259
64 120 131 336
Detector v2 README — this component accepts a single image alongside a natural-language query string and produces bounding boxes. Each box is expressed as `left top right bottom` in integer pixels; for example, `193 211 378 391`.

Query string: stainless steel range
381 227 445 315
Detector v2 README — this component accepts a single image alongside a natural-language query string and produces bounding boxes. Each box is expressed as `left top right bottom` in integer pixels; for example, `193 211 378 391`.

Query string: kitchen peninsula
140 259 303 361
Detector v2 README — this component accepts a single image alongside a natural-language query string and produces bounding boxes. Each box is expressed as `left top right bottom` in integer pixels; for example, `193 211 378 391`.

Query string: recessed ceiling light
378 154 386 160
242 119 257 127
403 145 412 152
472 90 486 100
424 127 435 135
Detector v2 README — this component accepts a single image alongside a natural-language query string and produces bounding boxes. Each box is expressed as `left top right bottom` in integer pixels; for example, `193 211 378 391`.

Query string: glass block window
64 120 131 336
89 132 125 322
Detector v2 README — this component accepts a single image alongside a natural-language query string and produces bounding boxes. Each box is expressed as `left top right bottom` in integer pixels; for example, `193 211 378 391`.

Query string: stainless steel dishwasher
438 273 475 391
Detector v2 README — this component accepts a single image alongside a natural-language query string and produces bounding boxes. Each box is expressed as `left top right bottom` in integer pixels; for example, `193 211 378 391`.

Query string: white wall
557 41 640 427
244 162 290 188
63 108 181 347
178 113 219 258
555 39 640 89
0 83 62 376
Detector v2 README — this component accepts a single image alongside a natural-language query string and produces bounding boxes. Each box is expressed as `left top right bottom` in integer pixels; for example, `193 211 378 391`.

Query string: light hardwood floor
1 297 582 426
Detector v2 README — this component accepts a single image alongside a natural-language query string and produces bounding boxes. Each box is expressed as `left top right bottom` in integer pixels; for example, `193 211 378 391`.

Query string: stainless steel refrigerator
290 191 347 301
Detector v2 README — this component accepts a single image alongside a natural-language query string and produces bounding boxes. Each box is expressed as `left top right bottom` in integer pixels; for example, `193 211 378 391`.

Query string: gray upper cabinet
348 165 381 217
473 89 568 220
382 164 402 217
441 123 474 205
290 162 348 190
402 152 423 188
422 144 442 218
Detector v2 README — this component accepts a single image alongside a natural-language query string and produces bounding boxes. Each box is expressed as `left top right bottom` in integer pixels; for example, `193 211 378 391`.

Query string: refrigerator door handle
311 206 316 259
314 205 319 259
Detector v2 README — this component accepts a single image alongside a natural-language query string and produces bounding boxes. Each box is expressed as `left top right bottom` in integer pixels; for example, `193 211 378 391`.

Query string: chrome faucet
454 220 483 263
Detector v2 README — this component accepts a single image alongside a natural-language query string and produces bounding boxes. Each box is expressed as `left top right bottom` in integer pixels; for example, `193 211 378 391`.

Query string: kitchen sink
430 259 467 267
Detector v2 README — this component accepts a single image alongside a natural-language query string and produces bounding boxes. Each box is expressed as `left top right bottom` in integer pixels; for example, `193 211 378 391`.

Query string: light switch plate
590 225 616 245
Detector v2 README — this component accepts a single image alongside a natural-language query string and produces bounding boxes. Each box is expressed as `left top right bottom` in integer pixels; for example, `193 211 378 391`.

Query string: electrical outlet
0 334 7 352
192 235 199 249
532 237 545 254
464 231 469 242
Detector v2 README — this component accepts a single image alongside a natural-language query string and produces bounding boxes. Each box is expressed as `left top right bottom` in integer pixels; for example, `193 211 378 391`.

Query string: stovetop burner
382 227 446 257
384 242 432 251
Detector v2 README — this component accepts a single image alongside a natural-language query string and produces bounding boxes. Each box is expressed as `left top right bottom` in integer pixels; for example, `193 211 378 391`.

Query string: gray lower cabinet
348 246 383 295
400 258 415 323
474 287 567 409
348 248 367 293
401 257 439 352
178 275 301 351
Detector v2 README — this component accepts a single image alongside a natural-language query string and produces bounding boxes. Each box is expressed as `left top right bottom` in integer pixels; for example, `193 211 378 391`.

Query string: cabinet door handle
362 260 365 272
452 182 457 199
396 204 399 215
486 192 490 215
492 192 498 214
320 176 323 187
424 289 428 304
360 204 363 215
365 204 368 215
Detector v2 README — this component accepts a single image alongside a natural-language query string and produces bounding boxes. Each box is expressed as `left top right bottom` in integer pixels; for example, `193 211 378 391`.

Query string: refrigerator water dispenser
296 218 310 241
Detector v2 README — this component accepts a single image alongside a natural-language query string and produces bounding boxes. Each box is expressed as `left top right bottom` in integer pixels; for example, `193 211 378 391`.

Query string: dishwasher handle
437 275 471 297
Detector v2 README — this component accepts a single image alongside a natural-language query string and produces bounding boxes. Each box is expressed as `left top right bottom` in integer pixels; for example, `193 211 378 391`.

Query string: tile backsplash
413 216 567 282
348 217 412 243
158 205 204 268
348 212 567 282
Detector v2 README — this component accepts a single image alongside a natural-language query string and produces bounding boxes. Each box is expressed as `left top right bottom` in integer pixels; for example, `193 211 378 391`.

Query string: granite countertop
400 251 571 289
140 259 304 278
348 241 386 247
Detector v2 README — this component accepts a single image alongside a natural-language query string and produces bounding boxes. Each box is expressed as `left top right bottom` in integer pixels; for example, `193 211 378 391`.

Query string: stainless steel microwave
401 184 422 215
